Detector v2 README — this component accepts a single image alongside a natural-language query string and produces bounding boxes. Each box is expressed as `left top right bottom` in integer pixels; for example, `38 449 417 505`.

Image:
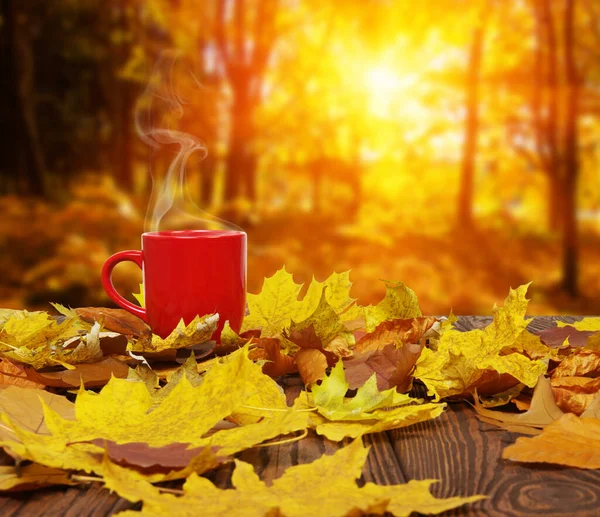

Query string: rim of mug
143 229 246 239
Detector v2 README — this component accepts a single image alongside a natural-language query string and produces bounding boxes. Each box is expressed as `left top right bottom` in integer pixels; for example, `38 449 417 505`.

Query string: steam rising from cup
136 51 240 233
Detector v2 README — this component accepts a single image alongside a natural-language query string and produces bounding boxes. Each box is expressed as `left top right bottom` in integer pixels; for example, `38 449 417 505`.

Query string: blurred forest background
2 0 600 315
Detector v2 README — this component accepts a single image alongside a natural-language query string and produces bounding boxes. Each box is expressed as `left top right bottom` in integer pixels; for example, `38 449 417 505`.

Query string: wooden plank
389 399 600 516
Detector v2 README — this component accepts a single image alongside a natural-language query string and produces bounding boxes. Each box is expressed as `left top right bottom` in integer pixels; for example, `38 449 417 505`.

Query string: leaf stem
240 405 317 413
255 428 308 448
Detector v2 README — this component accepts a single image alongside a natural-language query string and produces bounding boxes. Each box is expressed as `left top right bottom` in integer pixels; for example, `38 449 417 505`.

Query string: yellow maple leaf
364 281 422 332
557 318 600 331
103 439 483 517
241 268 358 337
0 346 308 481
300 361 445 440
129 314 219 353
287 289 355 352
503 413 600 468
415 285 547 400
0 308 94 369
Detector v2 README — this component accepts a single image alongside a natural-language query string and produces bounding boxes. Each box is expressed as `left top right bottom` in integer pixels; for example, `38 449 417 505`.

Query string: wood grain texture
1 316 599 516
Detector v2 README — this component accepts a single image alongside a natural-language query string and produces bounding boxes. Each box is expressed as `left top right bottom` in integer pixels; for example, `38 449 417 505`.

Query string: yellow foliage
300 361 445 440
103 439 484 517
415 285 547 400
130 314 218 353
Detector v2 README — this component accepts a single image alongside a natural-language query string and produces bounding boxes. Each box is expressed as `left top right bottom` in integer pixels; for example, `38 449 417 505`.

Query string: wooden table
2 316 600 517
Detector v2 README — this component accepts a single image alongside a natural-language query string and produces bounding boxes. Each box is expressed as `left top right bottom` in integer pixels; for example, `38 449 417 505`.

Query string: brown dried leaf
24 357 129 388
503 413 600 469
0 386 74 442
551 377 600 415
344 343 423 392
286 323 338 385
354 317 437 354
474 376 564 434
295 348 330 386
0 360 44 389
538 326 591 349
89 440 224 474
248 338 297 378
552 349 600 378
76 307 150 338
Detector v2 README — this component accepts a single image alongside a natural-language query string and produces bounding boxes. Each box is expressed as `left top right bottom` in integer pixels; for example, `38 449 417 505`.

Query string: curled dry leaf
0 464 75 491
76 307 150 337
503 413 600 469
102 439 483 517
550 348 600 414
552 349 600 378
474 376 564 435
551 377 600 415
130 314 219 353
354 317 436 354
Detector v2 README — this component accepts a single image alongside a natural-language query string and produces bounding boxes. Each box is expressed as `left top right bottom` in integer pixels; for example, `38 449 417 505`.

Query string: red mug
101 230 246 339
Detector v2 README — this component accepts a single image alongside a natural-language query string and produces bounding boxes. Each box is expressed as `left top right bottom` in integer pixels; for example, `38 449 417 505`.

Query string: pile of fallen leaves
0 268 598 515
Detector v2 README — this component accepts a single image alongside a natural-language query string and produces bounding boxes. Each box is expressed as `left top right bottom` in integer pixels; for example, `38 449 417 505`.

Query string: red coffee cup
101 230 246 339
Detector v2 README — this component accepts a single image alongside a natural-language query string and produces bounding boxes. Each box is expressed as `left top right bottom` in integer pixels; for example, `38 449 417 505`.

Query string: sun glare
363 65 418 117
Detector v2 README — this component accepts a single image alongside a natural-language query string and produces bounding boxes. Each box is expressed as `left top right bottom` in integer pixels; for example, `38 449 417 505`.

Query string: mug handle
101 250 148 323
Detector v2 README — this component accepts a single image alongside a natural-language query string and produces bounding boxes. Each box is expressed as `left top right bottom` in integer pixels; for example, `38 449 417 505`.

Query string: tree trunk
117 85 135 192
458 15 486 229
5 0 47 197
548 175 563 233
561 0 580 296
199 151 216 208
115 1 134 192
224 87 256 203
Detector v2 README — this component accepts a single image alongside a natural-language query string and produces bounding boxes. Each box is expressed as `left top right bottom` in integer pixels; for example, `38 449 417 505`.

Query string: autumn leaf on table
0 385 74 445
343 317 436 392
474 376 564 435
76 307 150 339
103 439 483 517
0 359 44 389
241 268 359 337
0 309 44 328
0 464 75 491
363 281 422 332
129 314 219 353
503 413 600 469
24 357 129 388
415 285 548 400
285 289 354 385
298 361 445 441
0 346 307 480
550 348 600 414
0 307 109 369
